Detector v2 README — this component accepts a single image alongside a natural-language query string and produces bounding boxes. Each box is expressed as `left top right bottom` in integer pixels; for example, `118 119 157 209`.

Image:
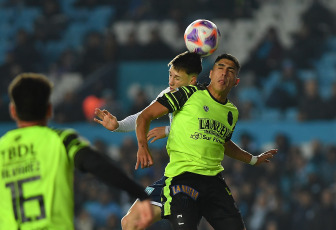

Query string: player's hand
93 108 119 131
134 200 154 229
147 126 166 143
135 146 153 170
255 149 278 166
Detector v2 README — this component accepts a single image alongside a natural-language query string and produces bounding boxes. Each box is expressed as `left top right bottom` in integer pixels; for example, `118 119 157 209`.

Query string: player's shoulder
177 84 202 93
50 127 79 140
156 87 171 99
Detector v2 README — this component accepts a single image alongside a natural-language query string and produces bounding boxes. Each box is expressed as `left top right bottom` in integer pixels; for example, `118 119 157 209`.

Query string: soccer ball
184 19 221 57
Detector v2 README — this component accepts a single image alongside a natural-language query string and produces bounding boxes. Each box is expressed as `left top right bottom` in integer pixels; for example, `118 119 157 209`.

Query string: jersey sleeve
58 129 90 162
114 112 140 132
157 85 198 113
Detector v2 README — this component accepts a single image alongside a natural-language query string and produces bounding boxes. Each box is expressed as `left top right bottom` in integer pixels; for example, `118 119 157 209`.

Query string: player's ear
9 102 17 121
190 75 197 85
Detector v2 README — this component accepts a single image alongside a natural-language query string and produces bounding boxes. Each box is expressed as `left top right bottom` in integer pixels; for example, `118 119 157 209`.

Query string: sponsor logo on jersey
171 185 199 200
198 118 232 140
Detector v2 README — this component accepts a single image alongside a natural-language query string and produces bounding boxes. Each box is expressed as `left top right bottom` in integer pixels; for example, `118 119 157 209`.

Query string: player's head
168 51 202 90
8 73 53 122
209 53 241 90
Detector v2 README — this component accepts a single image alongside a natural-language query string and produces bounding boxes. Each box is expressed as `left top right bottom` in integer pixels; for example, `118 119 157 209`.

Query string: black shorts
144 176 165 207
161 172 245 230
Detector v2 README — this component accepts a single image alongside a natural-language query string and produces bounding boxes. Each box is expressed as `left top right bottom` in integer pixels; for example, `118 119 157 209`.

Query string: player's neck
17 120 48 128
207 85 229 103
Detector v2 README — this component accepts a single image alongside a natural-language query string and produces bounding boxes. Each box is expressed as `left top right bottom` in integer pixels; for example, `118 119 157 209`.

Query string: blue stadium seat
285 108 298 121
0 7 15 22
261 108 282 121
0 22 16 40
14 8 41 33
238 87 264 110
44 41 68 63
87 6 115 31
62 22 90 48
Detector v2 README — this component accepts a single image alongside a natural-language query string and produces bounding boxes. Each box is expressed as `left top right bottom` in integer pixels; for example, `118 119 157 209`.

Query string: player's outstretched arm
147 126 169 143
94 108 119 131
224 140 278 165
136 102 169 170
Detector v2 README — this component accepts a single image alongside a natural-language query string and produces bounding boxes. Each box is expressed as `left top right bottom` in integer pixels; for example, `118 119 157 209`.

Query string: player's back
0 126 84 230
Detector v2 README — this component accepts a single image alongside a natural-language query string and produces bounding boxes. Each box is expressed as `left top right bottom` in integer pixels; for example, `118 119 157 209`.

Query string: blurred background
0 0 336 229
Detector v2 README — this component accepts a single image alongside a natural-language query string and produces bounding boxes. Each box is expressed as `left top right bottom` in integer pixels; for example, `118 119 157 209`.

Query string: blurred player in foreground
136 54 278 230
94 51 202 229
0 73 153 230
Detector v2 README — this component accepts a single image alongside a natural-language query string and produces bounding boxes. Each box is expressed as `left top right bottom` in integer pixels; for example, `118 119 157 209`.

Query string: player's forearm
136 112 152 149
75 148 148 200
224 140 254 164
114 112 141 132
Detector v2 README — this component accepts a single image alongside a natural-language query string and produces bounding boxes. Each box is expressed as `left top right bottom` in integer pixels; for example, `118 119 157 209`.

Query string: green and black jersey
0 126 148 230
157 84 239 177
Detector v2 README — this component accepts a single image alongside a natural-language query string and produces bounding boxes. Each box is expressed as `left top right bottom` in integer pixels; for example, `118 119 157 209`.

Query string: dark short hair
8 73 53 121
168 51 202 76
214 53 241 73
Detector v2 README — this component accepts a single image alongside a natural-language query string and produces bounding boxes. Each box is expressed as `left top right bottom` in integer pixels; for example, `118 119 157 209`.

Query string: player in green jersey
0 73 153 230
94 51 202 230
135 54 278 230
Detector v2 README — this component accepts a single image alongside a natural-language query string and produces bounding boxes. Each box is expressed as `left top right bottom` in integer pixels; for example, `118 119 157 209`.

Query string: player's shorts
161 172 245 230
144 176 165 207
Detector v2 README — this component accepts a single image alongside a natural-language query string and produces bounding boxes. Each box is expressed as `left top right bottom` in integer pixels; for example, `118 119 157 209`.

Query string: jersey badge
145 186 154 195
203 105 209 112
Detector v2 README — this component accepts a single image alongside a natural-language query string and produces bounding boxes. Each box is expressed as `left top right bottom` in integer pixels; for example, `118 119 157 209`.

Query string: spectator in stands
288 24 324 69
100 89 125 121
297 79 326 121
75 0 109 8
0 52 22 98
320 146 336 185
243 26 284 81
119 30 145 60
325 82 336 119
128 88 150 116
103 31 120 62
301 0 336 36
49 49 80 79
79 31 106 76
54 91 86 123
313 188 336 230
84 189 122 228
34 0 68 42
291 189 317 230
265 59 303 112
13 29 41 72
273 133 291 166
142 28 174 60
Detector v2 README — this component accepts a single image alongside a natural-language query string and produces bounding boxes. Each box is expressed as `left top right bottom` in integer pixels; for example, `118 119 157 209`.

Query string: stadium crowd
0 0 336 229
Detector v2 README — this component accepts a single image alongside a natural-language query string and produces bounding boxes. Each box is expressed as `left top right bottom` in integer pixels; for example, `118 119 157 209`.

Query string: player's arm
75 147 149 200
75 147 153 228
147 126 170 143
136 101 169 169
224 140 278 165
94 108 141 132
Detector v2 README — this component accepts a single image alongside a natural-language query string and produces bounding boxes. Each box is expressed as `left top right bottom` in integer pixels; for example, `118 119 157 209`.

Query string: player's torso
166 89 238 177
0 126 75 230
